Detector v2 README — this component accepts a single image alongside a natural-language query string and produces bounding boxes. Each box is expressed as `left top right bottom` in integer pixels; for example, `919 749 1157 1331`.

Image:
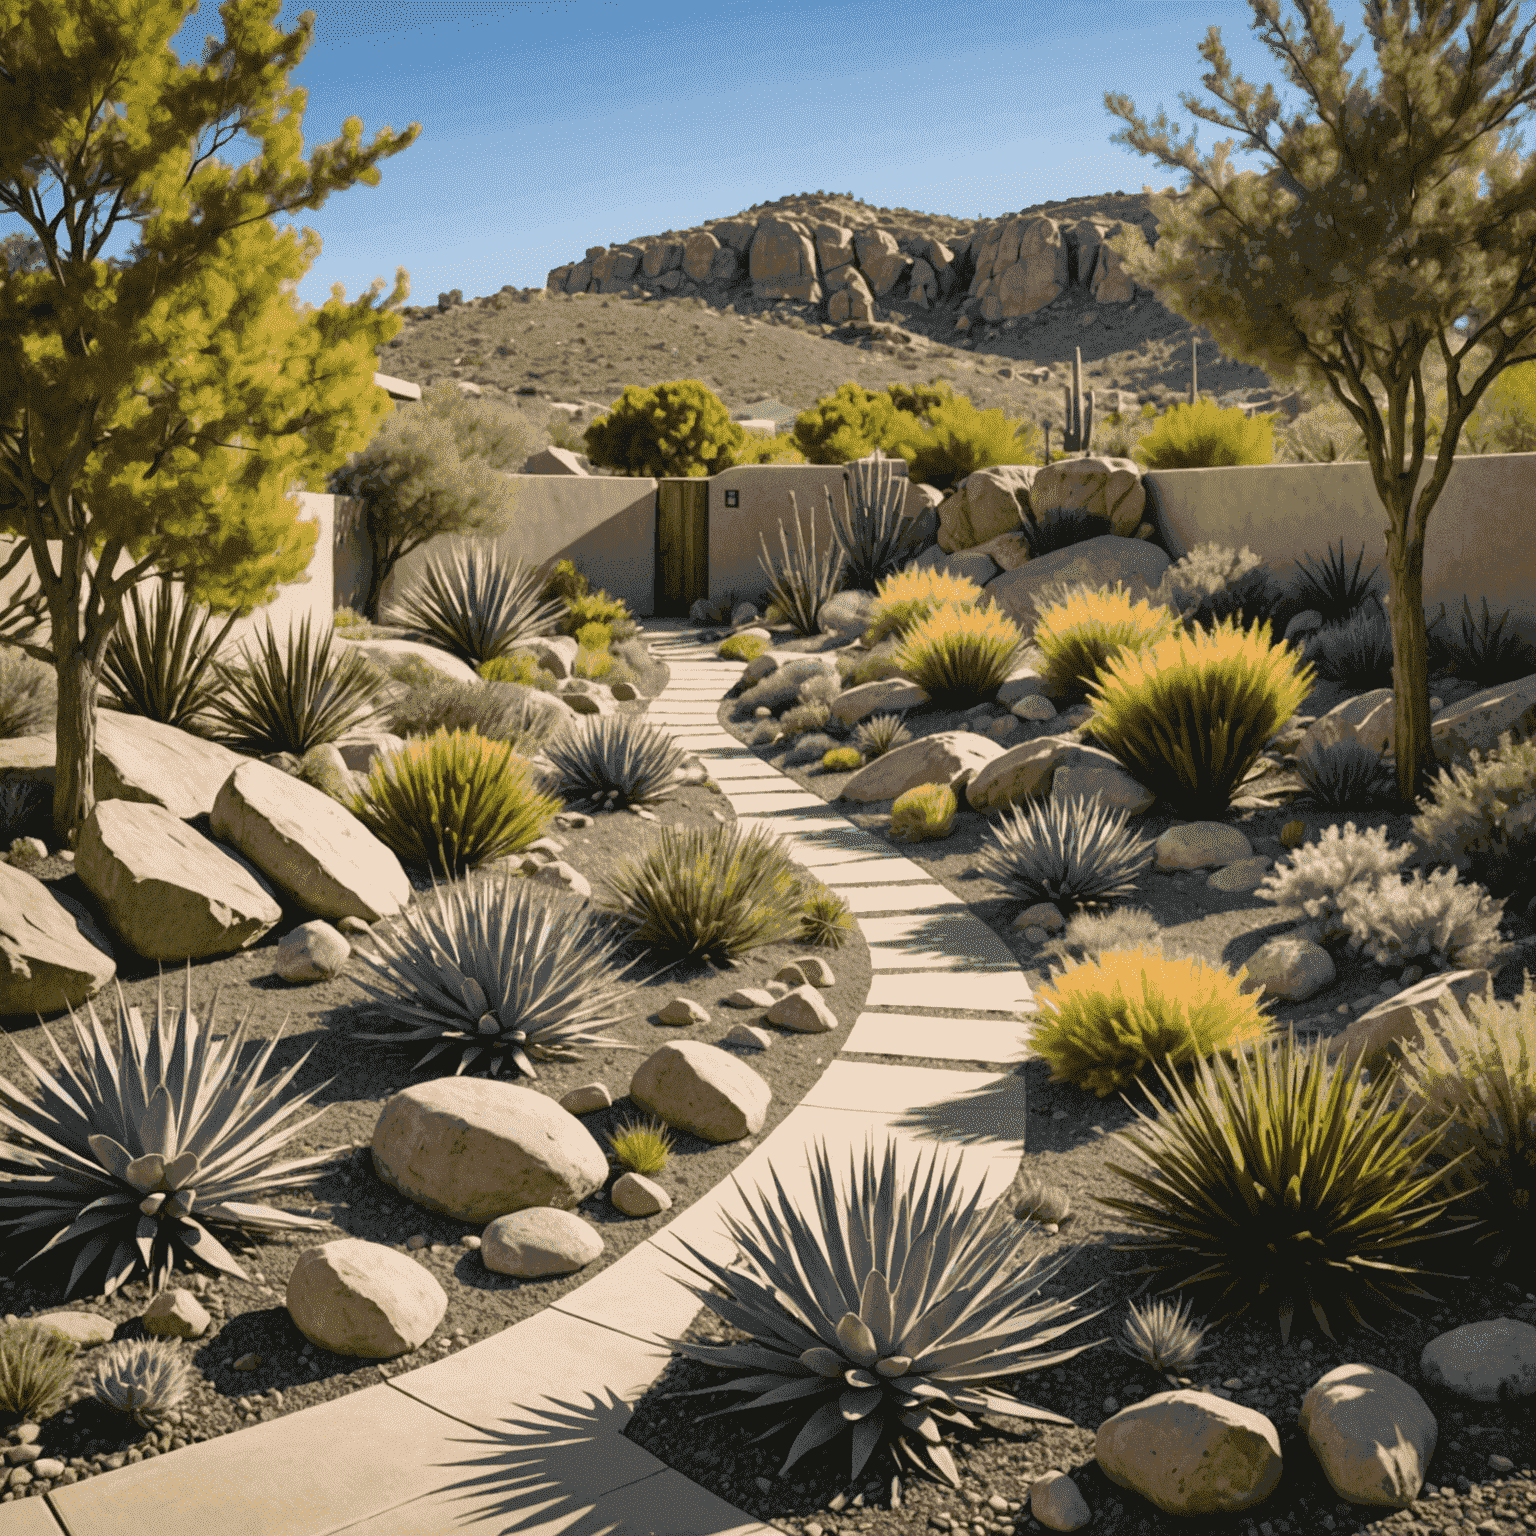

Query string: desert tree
326 381 541 621
1103 0 1536 807
0 0 420 842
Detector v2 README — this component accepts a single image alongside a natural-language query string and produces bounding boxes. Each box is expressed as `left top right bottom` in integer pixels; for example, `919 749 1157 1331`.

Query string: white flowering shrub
1338 866 1513 972
1254 820 1419 944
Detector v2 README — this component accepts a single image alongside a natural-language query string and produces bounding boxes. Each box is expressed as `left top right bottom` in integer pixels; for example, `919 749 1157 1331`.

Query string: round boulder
286 1237 447 1359
481 1208 604 1277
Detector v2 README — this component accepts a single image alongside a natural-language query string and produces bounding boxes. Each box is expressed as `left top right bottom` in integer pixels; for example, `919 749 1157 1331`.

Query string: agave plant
541 715 687 810
199 613 390 757
1288 539 1382 626
1294 732 1396 809
381 539 567 666
0 965 346 1301
826 448 927 591
975 793 1158 916
98 574 240 732
759 498 846 637
345 871 648 1080
1120 1294 1209 1378
853 712 914 759
1431 594 1536 686
1307 599 1395 688
654 1135 1105 1495
88 1337 192 1428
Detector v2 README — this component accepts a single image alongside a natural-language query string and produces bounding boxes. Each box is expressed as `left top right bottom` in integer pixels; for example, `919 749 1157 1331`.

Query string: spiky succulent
975 793 1157 916
540 714 687 809
345 870 647 1080
1013 1171 1072 1226
800 886 856 949
1294 733 1396 809
655 1135 1105 1494
853 712 914 759
0 965 345 1300
88 1337 192 1428
1120 1294 1209 1376
1288 539 1382 627
1307 600 1395 688
0 1320 80 1421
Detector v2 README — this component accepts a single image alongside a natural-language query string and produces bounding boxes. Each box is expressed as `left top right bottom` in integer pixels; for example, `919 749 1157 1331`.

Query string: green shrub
894 602 1029 706
863 566 985 649
560 589 639 643
905 393 1042 490
890 782 957 841
1096 1031 1465 1341
1132 398 1278 469
822 745 863 772
332 605 370 633
1287 540 1383 627
1030 582 1183 701
385 674 561 756
790 380 951 466
583 380 744 478
297 744 357 805
718 632 770 662
599 822 810 961
1154 543 1290 639
799 885 856 947
608 1115 675 1175
540 558 589 606
779 700 831 738
845 646 909 686
0 644 55 739
1031 945 1274 1099
572 646 614 680
724 428 808 466
1294 734 1397 810
346 727 561 879
1308 600 1396 688
477 652 559 691
1428 595 1536 686
1338 866 1513 973
575 620 613 651
797 672 841 708
759 501 847 637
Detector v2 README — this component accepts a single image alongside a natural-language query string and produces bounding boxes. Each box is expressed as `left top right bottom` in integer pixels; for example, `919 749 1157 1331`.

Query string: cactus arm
1062 346 1095 456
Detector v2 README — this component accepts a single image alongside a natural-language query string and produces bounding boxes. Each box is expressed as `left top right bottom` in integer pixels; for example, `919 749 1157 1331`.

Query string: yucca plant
1084 614 1315 818
381 540 566 666
1030 581 1183 700
1120 1294 1209 1380
1028 944 1275 1099
608 1114 675 1176
862 567 986 650
826 448 928 591
199 613 390 757
801 886 856 948
541 715 686 809
0 1320 80 1421
653 1134 1105 1496
98 574 240 732
895 602 1030 706
87 1337 192 1428
346 727 561 880
759 498 847 637
599 822 810 961
1308 600 1396 688
1288 539 1382 627
0 964 345 1301
1097 1031 1472 1341
853 712 914 759
347 871 647 1080
976 793 1157 916
1294 733 1396 809
1431 594 1536 686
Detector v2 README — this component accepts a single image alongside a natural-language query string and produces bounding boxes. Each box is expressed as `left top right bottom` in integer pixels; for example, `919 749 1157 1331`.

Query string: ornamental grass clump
0 1321 79 1422
975 793 1157 917
346 872 646 1080
1028 945 1275 1100
1119 1295 1209 1378
853 712 913 758
862 567 986 649
1029 581 1183 700
608 1115 675 1176
347 726 561 880
600 822 810 961
654 1134 1105 1496
889 783 958 842
895 602 1029 706
1097 1031 1471 1341
1294 732 1397 809
800 885 856 948
1084 614 1314 818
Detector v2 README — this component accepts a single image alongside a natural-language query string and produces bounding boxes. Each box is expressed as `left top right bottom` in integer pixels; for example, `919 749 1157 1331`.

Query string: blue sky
4 0 1524 314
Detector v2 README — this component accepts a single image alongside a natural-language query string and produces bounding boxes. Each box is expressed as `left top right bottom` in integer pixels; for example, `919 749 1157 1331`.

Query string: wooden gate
654 477 709 617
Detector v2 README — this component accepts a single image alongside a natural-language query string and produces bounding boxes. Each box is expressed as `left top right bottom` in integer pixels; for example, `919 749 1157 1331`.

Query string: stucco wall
1144 455 1536 649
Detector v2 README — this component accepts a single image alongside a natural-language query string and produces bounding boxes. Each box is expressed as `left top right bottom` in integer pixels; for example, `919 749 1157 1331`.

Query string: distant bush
583 380 744 478
790 381 952 466
1133 398 1278 469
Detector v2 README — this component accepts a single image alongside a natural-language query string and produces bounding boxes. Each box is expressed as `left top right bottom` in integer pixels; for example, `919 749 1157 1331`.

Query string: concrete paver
844 1010 1035 1063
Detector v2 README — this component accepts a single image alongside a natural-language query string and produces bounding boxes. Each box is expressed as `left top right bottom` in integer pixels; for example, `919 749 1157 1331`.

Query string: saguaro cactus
1062 346 1095 456
1189 335 1198 407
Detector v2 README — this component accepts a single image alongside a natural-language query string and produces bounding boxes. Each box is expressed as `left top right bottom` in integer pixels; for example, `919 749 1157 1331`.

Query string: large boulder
912 545 1000 589
1299 1364 1436 1509
75 800 282 960
1095 1390 1284 1516
965 736 1153 816
840 731 1007 804
628 1039 770 1143
829 679 929 729
936 466 1038 553
1025 457 1147 538
286 1237 447 1359
983 535 1172 636
817 590 879 640
371 1077 608 1224
332 636 483 690
750 218 821 303
0 859 116 1017
1327 969 1495 1073
211 759 410 925
1420 1318 1536 1402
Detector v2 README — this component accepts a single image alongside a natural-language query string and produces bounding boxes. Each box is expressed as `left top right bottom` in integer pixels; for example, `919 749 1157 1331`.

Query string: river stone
286 1237 447 1359
480 1207 604 1277
1299 1364 1436 1508
628 1039 770 1143
1421 1318 1536 1402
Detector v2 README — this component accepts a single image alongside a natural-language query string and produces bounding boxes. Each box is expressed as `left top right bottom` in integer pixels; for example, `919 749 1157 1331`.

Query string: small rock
274 919 351 983
765 984 838 1033
481 1208 603 1277
765 980 790 999
657 996 710 1026
233 1352 262 1371
774 962 810 988
336 915 372 938
723 987 777 1008
28 1458 64 1480
1489 1453 1515 1473
722 1023 772 1050
7 837 46 868
1014 902 1065 933
1208 855 1272 893
1031 1470 1091 1531
559 1082 612 1115
610 1171 672 1217
530 860 592 898
141 1288 212 1340
793 955 835 987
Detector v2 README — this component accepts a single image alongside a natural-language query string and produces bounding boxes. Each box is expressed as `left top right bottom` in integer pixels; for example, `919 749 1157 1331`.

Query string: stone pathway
1 620 1045 1536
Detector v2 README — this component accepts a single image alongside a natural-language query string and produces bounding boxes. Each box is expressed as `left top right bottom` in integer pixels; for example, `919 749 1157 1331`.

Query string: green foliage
540 715 686 809
0 1321 79 1422
1120 1295 1209 1377
758 499 846 637
383 540 566 666
826 448 929 591
653 1134 1104 1493
574 621 613 651
852 711 914 758
822 745 864 772
718 632 770 662
346 872 644 1080
904 393 1042 490
199 614 389 757
780 700 832 738
1096 1032 1467 1341
1030 944 1275 1099
1030 582 1183 701
326 380 539 620
99 575 240 732
1255 820 1419 946
572 645 613 679
863 566 986 649
332 605 369 633
1019 508 1114 562
1308 600 1396 688
599 822 810 961
88 1338 193 1429
1412 730 1536 905
797 672 841 708
0 645 55 738
976 793 1158 918
608 1115 675 1175
894 602 1029 706
790 380 953 466
1131 399 1278 469
386 674 562 756
476 652 559 691
724 428 808 466
890 783 958 842
1338 866 1512 973
583 380 745 477
800 885 856 948
558 589 639 643
1393 972 1536 1272
1034 907 1172 973
347 727 561 879
1085 615 1314 817
540 558 589 606
0 963 344 1299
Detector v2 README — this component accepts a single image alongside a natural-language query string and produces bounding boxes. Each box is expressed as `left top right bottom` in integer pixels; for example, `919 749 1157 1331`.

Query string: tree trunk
52 641 99 848
1382 522 1440 810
